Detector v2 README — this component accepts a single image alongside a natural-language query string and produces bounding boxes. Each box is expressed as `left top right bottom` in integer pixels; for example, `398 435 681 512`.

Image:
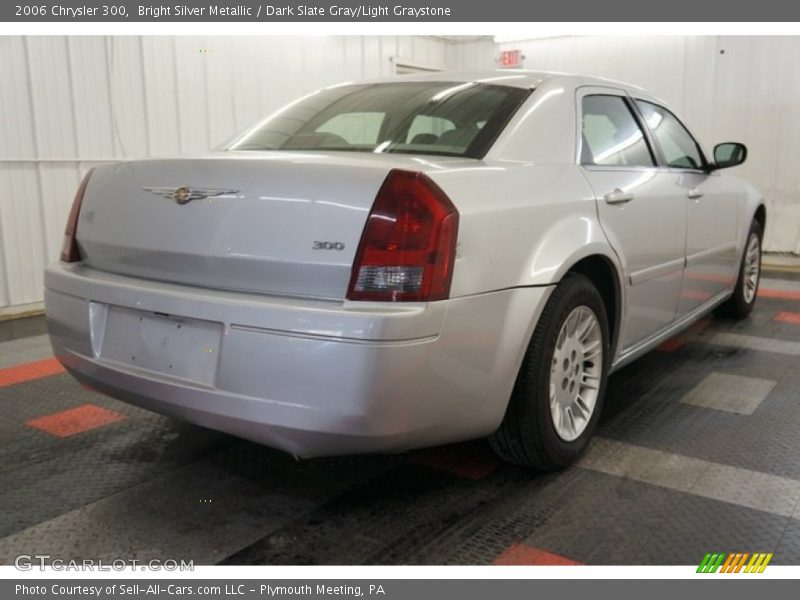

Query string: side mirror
712 142 747 170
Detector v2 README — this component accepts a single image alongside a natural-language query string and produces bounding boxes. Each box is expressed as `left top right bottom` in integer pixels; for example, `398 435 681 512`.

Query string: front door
633 100 740 316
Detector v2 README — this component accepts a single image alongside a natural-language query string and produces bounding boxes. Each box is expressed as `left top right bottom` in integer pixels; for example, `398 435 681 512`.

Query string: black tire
716 219 762 320
490 273 610 470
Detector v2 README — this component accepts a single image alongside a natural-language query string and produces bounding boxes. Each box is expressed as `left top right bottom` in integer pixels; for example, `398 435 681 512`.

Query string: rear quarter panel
428 164 620 297
424 77 623 299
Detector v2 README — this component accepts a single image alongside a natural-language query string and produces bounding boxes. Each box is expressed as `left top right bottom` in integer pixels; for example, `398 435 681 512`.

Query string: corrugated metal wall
496 35 800 255
2 35 798 311
0 35 458 310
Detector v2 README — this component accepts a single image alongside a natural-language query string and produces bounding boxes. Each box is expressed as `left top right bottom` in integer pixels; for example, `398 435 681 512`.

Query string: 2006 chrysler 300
45 71 764 469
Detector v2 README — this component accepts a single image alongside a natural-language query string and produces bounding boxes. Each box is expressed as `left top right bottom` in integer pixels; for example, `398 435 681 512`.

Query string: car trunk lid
76 151 471 300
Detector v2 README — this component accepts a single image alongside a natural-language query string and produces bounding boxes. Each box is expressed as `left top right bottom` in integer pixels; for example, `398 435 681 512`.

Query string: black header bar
4 0 800 22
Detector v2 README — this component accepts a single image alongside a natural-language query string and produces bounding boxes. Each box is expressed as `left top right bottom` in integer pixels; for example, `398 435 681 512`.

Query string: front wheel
490 273 610 470
716 219 762 319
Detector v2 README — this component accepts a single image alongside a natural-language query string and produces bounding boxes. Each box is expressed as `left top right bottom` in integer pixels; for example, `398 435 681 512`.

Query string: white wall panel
446 37 496 71
0 39 38 159
0 38 39 307
26 37 79 160
0 166 46 306
108 38 150 157
174 37 212 153
141 36 180 157
708 36 800 253
67 37 117 159
495 35 800 252
203 37 238 149
0 35 457 309
0 38 49 307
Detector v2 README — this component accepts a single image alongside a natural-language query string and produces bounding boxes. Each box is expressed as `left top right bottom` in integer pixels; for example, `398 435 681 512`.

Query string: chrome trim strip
629 257 685 286
229 323 438 346
686 241 738 268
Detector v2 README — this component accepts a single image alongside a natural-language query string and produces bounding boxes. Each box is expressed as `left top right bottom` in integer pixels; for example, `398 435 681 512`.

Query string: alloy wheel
548 305 603 442
743 232 761 304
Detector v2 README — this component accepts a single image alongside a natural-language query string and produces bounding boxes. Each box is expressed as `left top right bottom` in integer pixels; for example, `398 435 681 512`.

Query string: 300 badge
312 241 346 251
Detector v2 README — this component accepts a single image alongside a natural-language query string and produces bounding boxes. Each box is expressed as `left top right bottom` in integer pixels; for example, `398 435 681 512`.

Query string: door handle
687 189 704 200
604 188 634 205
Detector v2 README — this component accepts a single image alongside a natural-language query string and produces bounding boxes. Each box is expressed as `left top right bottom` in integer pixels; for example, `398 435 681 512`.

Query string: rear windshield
227 82 531 159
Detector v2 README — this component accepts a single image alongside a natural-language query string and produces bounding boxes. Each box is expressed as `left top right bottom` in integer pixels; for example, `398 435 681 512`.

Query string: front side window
636 101 705 170
228 82 530 159
581 95 655 167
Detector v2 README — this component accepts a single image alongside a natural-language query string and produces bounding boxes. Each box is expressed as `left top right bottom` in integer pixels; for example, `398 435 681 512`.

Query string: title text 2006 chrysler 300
45 71 764 469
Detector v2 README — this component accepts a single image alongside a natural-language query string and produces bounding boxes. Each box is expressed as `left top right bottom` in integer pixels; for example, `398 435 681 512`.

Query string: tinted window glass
405 115 456 144
581 95 654 167
227 82 530 159
636 101 704 169
316 112 385 145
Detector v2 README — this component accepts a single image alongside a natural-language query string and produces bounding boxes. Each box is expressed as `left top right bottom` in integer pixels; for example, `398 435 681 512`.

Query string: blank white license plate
101 306 222 386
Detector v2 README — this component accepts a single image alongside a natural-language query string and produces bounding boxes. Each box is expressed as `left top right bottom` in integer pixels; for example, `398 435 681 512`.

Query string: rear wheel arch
753 203 766 234
488 253 623 468
490 272 611 469
560 254 623 360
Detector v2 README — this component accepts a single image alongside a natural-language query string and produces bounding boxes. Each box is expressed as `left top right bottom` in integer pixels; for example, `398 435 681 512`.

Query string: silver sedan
45 71 764 469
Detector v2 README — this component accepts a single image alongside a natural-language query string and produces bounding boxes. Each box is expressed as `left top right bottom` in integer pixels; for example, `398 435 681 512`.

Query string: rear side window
636 101 705 170
581 95 655 167
227 82 530 159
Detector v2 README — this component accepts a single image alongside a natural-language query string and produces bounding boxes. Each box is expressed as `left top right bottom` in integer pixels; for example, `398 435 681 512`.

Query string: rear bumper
44 263 552 457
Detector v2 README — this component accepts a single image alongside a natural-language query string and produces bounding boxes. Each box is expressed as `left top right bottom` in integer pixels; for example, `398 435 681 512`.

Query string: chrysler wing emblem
143 186 239 205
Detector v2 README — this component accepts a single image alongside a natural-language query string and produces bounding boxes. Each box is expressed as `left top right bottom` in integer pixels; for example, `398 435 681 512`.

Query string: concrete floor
1 268 799 566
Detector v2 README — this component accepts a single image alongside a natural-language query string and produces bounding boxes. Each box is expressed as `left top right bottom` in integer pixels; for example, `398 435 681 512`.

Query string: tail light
60 168 94 263
347 169 459 302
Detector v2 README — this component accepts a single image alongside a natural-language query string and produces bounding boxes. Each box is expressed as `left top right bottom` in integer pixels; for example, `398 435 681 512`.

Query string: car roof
349 70 647 94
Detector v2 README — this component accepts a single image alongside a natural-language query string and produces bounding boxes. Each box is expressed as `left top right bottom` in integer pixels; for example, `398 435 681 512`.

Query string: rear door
577 87 686 352
633 99 740 316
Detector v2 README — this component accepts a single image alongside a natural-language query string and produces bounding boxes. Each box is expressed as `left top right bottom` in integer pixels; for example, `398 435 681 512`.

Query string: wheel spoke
577 313 595 342
583 339 601 360
552 404 562 431
574 395 589 418
567 310 579 337
566 406 576 435
580 374 600 391
556 328 566 350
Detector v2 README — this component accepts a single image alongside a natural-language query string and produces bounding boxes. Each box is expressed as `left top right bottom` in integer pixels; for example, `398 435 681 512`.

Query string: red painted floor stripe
410 442 500 480
775 310 800 325
657 316 711 353
759 288 800 301
493 543 582 566
657 336 685 353
26 403 126 438
0 358 64 388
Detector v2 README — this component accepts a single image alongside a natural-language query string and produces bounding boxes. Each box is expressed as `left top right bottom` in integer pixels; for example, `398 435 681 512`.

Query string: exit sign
499 49 523 68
